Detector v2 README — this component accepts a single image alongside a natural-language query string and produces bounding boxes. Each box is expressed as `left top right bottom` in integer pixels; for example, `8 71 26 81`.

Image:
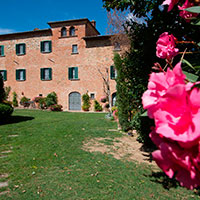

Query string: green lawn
0 110 198 199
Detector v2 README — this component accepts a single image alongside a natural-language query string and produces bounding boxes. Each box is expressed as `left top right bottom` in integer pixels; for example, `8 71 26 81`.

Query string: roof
0 29 51 39
83 35 112 40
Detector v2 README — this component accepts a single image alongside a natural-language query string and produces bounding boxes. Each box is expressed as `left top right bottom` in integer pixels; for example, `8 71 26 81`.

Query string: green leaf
185 6 200 13
182 59 196 71
183 71 199 82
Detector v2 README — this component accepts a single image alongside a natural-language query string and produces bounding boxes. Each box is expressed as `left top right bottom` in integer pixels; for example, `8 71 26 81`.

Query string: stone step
0 190 9 196
0 174 8 179
0 182 8 188
8 135 18 138
0 155 8 159
1 150 12 154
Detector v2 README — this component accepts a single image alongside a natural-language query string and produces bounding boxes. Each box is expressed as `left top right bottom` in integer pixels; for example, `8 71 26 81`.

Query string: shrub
20 96 30 107
0 103 13 121
94 100 103 112
82 93 90 111
33 96 42 103
12 91 18 107
4 86 11 101
38 97 47 109
46 92 57 107
49 104 63 111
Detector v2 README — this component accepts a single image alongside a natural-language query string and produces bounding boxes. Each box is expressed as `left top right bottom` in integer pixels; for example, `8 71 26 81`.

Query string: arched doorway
112 92 116 106
69 92 81 110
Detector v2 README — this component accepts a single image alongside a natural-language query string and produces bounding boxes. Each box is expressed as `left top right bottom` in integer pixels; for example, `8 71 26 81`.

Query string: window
16 69 26 81
0 70 7 81
72 44 78 54
90 93 95 99
40 68 52 80
61 27 67 37
16 43 26 55
68 67 78 80
0 45 4 56
110 66 117 79
69 26 75 36
40 41 52 53
114 42 121 51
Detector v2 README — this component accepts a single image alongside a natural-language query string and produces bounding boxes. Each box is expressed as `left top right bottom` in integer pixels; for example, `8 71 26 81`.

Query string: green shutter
110 66 114 79
49 68 52 80
4 70 7 81
16 70 19 80
40 68 44 80
23 69 26 81
68 68 72 80
16 44 19 55
0 45 4 56
49 41 52 52
75 67 78 79
40 41 44 52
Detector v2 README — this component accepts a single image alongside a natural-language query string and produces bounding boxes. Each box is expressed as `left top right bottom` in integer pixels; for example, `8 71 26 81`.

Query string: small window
110 66 117 79
40 41 52 53
69 26 75 36
16 43 26 55
16 69 26 81
68 67 78 80
40 68 52 80
61 27 67 37
0 45 4 56
72 44 78 54
0 70 7 81
90 93 95 99
114 42 121 51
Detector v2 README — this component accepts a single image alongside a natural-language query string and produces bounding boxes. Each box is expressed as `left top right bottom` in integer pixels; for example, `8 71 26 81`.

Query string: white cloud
0 28 15 35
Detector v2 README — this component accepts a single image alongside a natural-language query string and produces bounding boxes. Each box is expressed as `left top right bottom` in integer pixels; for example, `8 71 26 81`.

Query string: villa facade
0 18 118 111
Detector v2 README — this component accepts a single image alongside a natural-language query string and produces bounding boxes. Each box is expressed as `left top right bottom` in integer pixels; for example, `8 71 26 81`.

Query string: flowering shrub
49 104 63 111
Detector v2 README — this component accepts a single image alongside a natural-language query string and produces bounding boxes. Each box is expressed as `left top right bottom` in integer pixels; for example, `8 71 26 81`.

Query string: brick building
0 18 118 111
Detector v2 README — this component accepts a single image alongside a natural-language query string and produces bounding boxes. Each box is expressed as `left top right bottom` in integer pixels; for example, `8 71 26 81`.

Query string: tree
103 0 200 131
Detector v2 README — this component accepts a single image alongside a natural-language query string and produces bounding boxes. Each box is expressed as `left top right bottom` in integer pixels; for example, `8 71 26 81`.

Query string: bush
38 97 47 109
49 104 63 111
0 74 5 103
4 86 11 101
33 96 42 103
94 100 103 112
12 91 18 107
0 103 13 121
46 92 57 108
82 93 90 111
20 96 30 107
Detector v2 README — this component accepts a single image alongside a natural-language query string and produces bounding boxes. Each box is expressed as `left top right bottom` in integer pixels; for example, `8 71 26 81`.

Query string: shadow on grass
0 115 34 125
147 171 179 190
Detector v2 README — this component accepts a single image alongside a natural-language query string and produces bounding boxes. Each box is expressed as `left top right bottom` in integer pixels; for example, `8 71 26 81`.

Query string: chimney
91 20 96 28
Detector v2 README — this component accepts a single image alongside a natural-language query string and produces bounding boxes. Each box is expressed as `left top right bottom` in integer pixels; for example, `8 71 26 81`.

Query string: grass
0 109 199 199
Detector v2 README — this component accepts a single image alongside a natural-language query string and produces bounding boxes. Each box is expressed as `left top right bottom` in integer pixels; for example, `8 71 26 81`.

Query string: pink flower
162 0 179 11
154 86 200 148
150 129 200 189
156 32 179 60
178 0 199 22
142 62 185 118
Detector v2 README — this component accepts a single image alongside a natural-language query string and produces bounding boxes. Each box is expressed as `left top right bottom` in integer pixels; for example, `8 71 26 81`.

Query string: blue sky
0 0 108 35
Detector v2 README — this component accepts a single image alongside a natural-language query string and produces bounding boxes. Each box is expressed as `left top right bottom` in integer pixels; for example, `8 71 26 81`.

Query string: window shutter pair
68 67 78 80
40 41 52 53
110 66 116 79
16 69 26 81
16 44 26 55
40 68 52 80
0 45 4 56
